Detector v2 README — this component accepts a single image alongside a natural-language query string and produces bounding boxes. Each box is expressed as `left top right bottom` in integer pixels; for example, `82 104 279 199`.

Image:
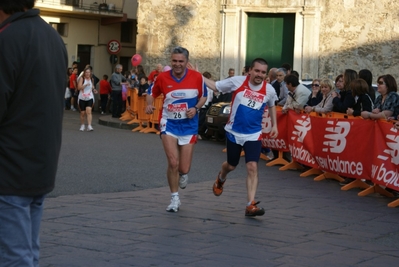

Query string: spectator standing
359 69 376 103
276 68 288 106
268 68 280 100
304 79 323 107
361 74 399 120
69 67 78 111
99 74 112 114
335 74 344 93
346 79 374 117
148 63 163 84
0 1 68 265
135 64 146 83
332 69 357 113
138 76 149 96
282 74 311 113
110 64 127 118
226 68 235 78
304 79 335 114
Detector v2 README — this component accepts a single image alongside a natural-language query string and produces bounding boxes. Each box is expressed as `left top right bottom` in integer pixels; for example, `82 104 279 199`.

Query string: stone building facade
137 0 399 81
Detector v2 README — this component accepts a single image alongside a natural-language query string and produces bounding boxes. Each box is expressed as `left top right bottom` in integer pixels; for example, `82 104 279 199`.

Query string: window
50 23 68 37
120 21 133 43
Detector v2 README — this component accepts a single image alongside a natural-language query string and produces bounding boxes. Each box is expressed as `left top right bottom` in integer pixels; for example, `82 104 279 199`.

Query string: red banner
285 111 318 168
308 116 374 179
261 108 289 152
371 120 399 190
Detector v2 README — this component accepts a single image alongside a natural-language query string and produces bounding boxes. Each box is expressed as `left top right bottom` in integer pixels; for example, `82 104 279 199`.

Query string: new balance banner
261 108 289 152
372 120 399 191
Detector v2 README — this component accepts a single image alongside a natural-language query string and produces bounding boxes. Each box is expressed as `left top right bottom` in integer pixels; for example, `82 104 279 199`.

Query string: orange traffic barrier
120 87 135 121
132 95 150 132
141 95 163 134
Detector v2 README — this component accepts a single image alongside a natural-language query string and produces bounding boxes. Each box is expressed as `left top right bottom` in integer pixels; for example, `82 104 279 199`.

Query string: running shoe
166 196 181 212
212 172 225 196
79 125 85 131
245 201 265 217
87 125 94 131
179 174 188 189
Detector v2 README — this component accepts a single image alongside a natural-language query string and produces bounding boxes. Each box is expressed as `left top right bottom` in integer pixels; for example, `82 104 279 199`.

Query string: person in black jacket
0 1 68 265
332 69 357 113
346 79 374 116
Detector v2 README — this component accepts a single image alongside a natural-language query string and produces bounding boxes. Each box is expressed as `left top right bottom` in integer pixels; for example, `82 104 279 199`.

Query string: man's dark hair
0 0 35 14
250 58 268 68
202 71 212 79
281 63 292 71
172 46 189 60
291 70 299 78
284 74 300 87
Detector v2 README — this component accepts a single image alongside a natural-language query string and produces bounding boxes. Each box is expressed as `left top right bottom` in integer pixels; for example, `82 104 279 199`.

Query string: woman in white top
77 67 97 131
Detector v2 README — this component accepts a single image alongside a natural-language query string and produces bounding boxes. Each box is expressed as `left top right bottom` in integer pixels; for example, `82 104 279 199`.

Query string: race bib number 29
240 89 265 110
167 103 188 120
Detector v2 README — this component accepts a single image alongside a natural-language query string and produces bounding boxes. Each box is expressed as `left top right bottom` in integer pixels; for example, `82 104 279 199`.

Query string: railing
36 0 124 14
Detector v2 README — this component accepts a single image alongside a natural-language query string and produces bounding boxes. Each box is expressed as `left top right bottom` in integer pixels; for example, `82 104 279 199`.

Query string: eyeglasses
312 84 320 87
377 81 385 85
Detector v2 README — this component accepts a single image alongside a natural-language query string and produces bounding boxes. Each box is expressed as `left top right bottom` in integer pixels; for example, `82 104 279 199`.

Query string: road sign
107 39 121 54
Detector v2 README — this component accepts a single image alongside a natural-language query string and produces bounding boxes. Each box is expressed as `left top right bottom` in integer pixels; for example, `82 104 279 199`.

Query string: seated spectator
304 79 322 107
361 74 399 120
346 79 374 116
304 78 334 114
332 69 357 113
282 74 311 113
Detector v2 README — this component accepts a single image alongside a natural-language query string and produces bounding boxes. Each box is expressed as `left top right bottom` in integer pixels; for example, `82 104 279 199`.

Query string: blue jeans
0 195 45 267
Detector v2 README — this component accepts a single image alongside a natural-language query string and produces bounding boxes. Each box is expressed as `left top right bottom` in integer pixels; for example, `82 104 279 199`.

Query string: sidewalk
41 168 399 266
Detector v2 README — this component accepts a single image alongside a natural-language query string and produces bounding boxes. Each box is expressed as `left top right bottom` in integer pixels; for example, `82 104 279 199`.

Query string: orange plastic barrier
132 95 150 132
141 95 163 134
120 87 136 121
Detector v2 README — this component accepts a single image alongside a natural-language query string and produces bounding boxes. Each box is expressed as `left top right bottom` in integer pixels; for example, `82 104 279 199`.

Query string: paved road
51 111 227 197
39 110 399 266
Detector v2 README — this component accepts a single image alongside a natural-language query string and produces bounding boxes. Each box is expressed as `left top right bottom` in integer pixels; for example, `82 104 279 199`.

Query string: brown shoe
212 172 225 196
245 201 265 217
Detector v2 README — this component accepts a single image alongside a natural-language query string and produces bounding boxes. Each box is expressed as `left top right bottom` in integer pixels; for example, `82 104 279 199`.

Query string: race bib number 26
240 89 265 110
167 103 188 120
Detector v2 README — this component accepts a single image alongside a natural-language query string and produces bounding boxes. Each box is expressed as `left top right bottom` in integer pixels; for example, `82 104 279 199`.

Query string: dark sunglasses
377 81 385 85
312 84 320 87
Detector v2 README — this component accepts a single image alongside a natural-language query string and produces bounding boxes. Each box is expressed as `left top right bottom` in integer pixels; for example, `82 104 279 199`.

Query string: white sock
218 173 226 182
171 192 179 198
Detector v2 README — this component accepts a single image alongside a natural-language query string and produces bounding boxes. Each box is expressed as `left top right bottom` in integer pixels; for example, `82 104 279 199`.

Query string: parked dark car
205 102 230 141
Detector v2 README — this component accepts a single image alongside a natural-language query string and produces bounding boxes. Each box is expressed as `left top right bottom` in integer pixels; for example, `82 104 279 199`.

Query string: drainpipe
220 0 227 80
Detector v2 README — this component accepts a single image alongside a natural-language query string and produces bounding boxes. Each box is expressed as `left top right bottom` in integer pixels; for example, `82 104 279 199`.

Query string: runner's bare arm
268 105 278 139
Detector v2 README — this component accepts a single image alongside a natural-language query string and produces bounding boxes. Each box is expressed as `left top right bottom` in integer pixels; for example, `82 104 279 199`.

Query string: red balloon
131 54 142 66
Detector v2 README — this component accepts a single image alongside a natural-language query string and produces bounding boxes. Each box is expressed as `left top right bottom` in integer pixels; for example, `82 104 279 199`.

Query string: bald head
268 68 277 81
156 64 163 72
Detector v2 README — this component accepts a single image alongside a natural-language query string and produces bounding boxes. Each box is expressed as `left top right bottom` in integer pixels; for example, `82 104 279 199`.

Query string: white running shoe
166 196 181 212
87 125 94 131
79 125 85 131
179 174 188 189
